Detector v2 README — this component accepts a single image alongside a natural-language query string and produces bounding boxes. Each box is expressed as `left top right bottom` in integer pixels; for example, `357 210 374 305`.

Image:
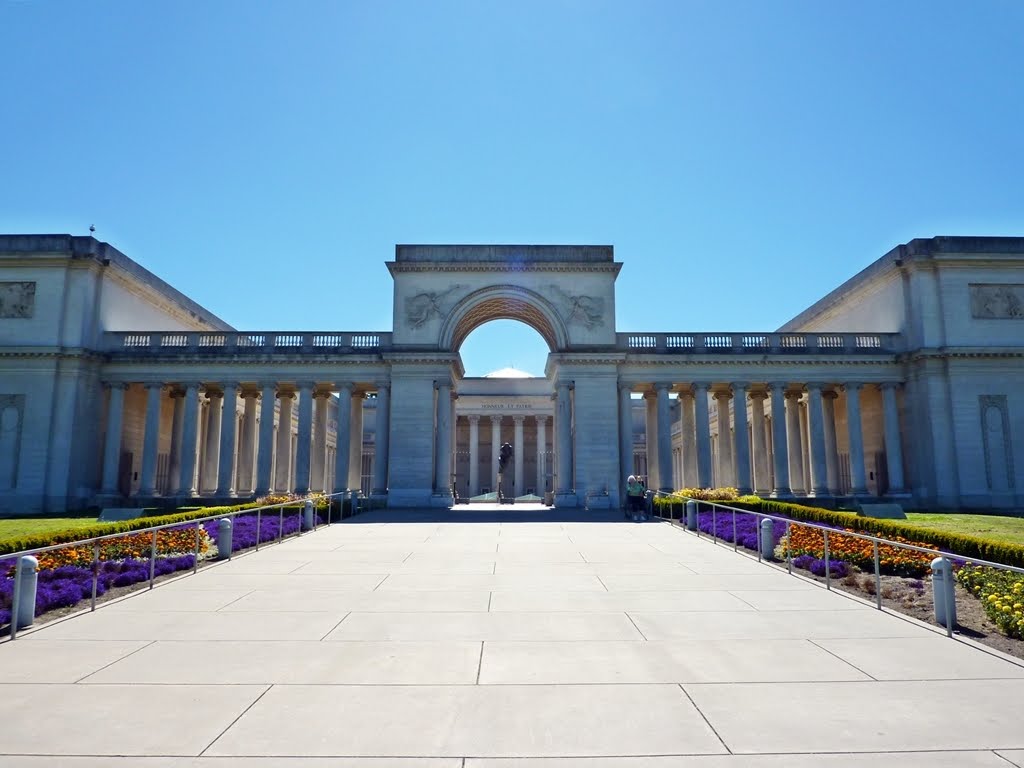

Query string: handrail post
712 505 717 545
256 509 262 551
786 521 792 575
873 539 881 609
149 530 158 589
91 542 100 611
823 530 831 590
10 556 23 640
193 522 201 574
732 509 738 551
278 507 284 542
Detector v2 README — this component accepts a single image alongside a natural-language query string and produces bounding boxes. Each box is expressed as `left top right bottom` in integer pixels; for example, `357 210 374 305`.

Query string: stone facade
1 235 1022 514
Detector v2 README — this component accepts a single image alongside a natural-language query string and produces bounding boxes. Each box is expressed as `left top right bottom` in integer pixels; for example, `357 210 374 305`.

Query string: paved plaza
2 507 1024 766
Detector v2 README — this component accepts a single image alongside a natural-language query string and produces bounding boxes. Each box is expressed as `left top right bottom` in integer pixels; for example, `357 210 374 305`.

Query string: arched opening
458 319 550 378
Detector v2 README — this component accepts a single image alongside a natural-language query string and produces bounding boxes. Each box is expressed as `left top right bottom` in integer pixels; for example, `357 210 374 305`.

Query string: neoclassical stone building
0 235 1021 514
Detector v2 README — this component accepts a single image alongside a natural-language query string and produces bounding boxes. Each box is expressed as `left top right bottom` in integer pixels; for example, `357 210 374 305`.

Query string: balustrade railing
617 331 901 354
104 331 393 354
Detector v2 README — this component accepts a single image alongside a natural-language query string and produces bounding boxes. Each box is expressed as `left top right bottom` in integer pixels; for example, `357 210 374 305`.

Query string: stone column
643 391 658 490
468 416 480 497
312 390 330 492
656 383 673 492
880 383 907 494
713 388 734 489
373 383 390 494
785 390 806 494
806 383 829 497
732 383 752 495
100 383 128 494
768 382 791 497
749 389 769 494
679 389 697 487
202 390 223 495
214 382 239 497
255 384 276 496
435 382 452 495
822 389 841 494
175 383 200 496
293 382 314 494
513 415 525 496
238 389 259 495
349 391 364 492
274 390 294 492
490 415 502 492
693 383 713 488
333 384 353 493
555 382 573 495
618 385 633 499
845 383 868 495
166 389 185 495
138 383 164 496
535 415 548 495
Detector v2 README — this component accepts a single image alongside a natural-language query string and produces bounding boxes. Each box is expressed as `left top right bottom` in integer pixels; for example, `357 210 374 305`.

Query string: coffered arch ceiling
440 285 569 353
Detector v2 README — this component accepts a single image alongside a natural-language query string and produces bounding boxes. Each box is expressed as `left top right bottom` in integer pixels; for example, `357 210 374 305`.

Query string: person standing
626 475 644 522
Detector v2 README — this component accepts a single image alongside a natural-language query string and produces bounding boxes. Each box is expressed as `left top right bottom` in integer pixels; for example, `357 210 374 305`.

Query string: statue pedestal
553 491 578 508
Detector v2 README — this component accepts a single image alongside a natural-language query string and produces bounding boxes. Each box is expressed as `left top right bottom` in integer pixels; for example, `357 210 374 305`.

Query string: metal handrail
3 490 354 640
652 491 1024 640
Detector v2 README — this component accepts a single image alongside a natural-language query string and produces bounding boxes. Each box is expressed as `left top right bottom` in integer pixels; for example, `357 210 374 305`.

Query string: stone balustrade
104 331 392 355
617 332 900 354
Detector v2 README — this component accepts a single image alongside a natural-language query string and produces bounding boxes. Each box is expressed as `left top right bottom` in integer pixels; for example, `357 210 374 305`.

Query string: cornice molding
387 262 623 275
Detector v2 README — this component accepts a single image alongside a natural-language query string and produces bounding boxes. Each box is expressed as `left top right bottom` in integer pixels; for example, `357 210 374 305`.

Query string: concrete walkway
2 506 1024 766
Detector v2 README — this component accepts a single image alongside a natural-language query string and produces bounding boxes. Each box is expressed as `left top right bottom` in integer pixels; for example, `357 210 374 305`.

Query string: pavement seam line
475 641 485 684
679 683 732 755
806 638 879 681
625 612 648 640
373 574 390 591
595 575 610 592
994 749 1024 767
319 612 351 641
198 683 273 757
216 589 257 612
72 639 158 684
726 590 760 610
285 561 311 574
487 592 493 612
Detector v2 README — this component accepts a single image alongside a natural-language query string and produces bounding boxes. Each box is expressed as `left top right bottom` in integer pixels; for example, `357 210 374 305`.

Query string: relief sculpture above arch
550 285 605 328
405 284 463 328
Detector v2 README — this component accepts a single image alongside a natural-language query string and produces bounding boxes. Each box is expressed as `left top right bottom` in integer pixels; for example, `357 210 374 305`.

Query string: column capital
691 381 710 392
677 387 695 400
374 381 390 394
878 381 902 392
142 382 165 393
712 387 733 400
276 389 295 400
654 382 672 393
335 382 354 396
766 381 789 391
512 414 525 425
784 389 803 401
490 414 502 424
805 382 823 393
730 382 749 392
748 388 768 401
822 388 839 401
205 389 224 400
534 414 548 425
643 389 657 401
843 382 863 393
468 415 480 425
313 389 333 400
103 381 130 391
618 383 633 394
169 387 186 399
221 381 241 392
296 381 315 391
240 387 261 399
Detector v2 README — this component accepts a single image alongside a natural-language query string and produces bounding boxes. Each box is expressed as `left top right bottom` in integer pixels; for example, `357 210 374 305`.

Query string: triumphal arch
1 235 1023 514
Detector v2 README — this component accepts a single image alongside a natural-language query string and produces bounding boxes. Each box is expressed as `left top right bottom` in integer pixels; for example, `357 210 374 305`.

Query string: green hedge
656 495 1024 569
0 501 283 556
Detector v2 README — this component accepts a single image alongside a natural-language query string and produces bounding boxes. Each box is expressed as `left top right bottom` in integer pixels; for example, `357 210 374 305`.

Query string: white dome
482 366 538 379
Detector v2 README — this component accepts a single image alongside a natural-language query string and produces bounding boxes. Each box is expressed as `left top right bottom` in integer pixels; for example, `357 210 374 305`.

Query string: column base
770 490 793 500
553 491 578 508
430 492 454 509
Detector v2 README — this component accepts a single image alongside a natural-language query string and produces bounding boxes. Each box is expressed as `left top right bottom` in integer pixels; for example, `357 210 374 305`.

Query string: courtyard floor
2 505 1024 766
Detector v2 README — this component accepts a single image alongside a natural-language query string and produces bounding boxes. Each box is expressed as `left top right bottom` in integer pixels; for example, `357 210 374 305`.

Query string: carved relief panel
979 395 1014 491
0 395 24 490
0 282 36 318
970 284 1024 319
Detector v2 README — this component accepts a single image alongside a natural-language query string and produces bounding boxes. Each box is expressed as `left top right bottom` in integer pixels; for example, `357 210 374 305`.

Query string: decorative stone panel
0 395 24 490
0 282 35 318
970 284 1024 319
979 395 1014 491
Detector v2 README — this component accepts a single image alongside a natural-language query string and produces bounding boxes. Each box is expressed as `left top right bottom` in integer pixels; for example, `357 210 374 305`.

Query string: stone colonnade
100 380 390 499
637 381 906 498
457 413 551 498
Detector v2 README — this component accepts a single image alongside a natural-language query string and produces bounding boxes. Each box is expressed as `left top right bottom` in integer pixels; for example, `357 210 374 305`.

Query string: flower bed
784 523 940 577
956 565 1024 639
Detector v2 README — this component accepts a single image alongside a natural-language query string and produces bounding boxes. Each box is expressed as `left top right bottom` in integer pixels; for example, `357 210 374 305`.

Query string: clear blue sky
3 1 1022 376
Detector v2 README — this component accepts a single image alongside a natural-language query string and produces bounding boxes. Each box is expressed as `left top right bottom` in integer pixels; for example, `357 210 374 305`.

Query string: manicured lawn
903 513 1024 547
0 517 116 544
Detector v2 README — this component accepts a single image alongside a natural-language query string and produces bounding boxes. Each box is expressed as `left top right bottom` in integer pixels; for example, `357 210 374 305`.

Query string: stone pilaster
513 415 525 496
656 383 673 493
468 415 480 497
490 415 501 493
844 383 868 496
617 384 633 502
732 383 752 495
880 383 907 494
643 390 658 490
373 383 390 495
822 389 841 494
555 381 574 499
768 382 791 497
535 415 548 496
138 383 164 496
101 383 128 495
167 388 185 495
